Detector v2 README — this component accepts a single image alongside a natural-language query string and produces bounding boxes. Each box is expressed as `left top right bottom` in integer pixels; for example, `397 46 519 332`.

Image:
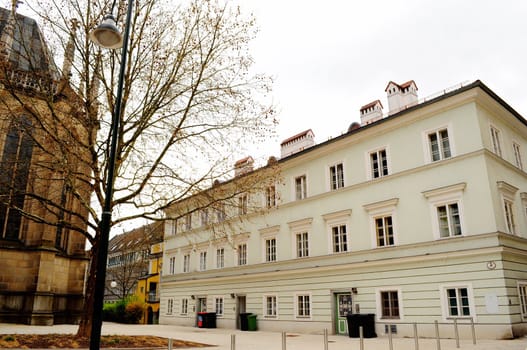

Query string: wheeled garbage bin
346 314 377 338
239 313 252 331
197 312 206 328
203 312 217 328
247 314 257 331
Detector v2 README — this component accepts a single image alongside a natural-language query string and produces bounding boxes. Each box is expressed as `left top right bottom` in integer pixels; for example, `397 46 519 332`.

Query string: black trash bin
203 312 217 328
239 312 252 331
346 314 377 338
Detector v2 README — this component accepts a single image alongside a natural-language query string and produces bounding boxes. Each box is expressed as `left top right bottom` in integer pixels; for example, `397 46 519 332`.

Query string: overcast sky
235 0 527 159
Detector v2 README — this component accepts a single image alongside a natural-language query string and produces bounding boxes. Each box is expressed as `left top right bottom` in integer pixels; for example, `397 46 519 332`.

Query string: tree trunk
77 241 98 337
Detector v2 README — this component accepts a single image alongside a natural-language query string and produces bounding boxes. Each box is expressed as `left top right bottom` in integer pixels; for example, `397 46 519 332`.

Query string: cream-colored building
160 80 527 339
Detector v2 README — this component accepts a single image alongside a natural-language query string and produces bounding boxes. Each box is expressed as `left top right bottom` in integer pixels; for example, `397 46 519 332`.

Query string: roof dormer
385 80 418 114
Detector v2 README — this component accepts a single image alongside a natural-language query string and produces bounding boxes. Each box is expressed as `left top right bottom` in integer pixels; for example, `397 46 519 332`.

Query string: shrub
125 300 146 324
103 297 146 324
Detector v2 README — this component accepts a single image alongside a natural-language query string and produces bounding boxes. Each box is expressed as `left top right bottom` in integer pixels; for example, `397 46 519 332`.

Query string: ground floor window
181 298 188 315
519 282 527 319
215 297 224 316
446 287 471 317
264 295 277 317
380 291 399 319
296 294 311 318
167 299 173 315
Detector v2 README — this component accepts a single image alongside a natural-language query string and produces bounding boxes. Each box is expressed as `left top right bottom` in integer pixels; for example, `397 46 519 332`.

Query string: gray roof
0 7 58 78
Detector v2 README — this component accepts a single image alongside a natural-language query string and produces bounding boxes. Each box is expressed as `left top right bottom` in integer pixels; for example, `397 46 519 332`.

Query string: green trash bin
247 314 257 331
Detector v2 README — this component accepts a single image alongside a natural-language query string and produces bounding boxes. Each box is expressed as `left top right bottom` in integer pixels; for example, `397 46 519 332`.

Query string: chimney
385 80 418 114
280 129 315 158
360 100 383 125
61 19 79 81
234 156 254 176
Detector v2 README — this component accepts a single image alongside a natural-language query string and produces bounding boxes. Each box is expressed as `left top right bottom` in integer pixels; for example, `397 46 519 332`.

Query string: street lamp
88 1 134 350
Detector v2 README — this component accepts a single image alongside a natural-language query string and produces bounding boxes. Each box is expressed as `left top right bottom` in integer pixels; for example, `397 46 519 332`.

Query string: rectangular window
266 185 276 208
297 295 311 317
332 225 348 253
266 238 276 262
296 232 309 258
295 175 307 200
201 209 209 226
504 199 516 234
490 126 502 157
171 219 178 235
199 251 207 271
330 163 344 190
181 298 188 315
380 291 400 319
216 248 225 268
183 254 190 273
185 214 192 231
371 149 388 178
446 287 471 317
519 282 527 319
167 298 173 315
169 256 176 274
239 194 248 215
513 142 523 170
238 243 247 265
428 129 451 161
376 216 394 247
265 295 277 317
216 203 226 222
215 297 224 316
437 203 462 237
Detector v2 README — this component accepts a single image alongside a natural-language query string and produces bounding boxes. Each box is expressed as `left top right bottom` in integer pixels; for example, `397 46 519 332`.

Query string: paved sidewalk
1 323 526 350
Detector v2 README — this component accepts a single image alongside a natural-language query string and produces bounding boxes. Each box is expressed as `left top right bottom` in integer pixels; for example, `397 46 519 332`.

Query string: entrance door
236 295 246 329
196 297 207 326
335 293 353 335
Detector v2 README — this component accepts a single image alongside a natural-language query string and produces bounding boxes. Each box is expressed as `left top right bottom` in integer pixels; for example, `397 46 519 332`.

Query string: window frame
294 174 307 200
423 124 454 163
490 124 502 157
369 147 389 179
167 298 173 315
295 293 312 319
181 298 188 315
329 162 345 190
375 215 395 247
216 247 225 269
518 281 527 320
296 232 309 258
265 237 277 262
423 183 466 240
376 288 402 320
498 181 518 235
237 243 247 266
436 202 462 238
215 297 224 316
322 210 352 254
513 142 523 170
364 198 399 247
440 284 475 320
183 253 190 273
239 194 248 215
263 295 278 318
266 185 277 208
169 256 176 274
199 251 207 271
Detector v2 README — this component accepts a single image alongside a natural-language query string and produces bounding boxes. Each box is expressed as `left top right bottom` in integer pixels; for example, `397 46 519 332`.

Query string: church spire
61 19 79 81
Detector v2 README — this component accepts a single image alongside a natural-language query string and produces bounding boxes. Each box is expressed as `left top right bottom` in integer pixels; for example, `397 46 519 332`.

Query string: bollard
282 331 286 350
359 326 364 350
323 328 328 350
470 317 476 345
413 323 419 350
231 334 235 350
388 324 393 350
168 338 173 350
435 320 441 350
454 319 460 348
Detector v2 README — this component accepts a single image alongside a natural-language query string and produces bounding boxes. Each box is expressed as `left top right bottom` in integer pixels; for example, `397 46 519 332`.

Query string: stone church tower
0 3 91 325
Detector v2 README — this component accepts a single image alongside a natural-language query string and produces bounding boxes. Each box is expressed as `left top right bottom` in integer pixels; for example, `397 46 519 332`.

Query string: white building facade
160 81 527 339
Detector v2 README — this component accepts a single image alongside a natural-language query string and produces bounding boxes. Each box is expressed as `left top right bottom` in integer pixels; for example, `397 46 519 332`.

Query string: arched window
0 116 33 240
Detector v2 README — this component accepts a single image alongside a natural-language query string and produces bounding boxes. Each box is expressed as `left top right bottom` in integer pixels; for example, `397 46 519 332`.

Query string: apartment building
160 80 527 339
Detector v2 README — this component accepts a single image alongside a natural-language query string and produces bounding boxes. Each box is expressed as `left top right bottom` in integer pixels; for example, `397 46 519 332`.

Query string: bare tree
1 0 277 336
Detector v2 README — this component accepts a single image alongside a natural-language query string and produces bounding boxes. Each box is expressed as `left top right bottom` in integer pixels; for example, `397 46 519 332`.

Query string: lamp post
88 1 133 350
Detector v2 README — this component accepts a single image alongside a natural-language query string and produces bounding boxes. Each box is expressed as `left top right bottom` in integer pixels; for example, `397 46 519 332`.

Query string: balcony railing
147 291 159 303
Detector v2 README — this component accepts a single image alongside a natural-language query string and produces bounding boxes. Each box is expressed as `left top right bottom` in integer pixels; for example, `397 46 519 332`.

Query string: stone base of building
0 291 84 325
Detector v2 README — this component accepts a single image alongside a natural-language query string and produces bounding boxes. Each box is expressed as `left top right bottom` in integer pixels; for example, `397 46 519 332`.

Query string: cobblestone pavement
1 323 526 350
